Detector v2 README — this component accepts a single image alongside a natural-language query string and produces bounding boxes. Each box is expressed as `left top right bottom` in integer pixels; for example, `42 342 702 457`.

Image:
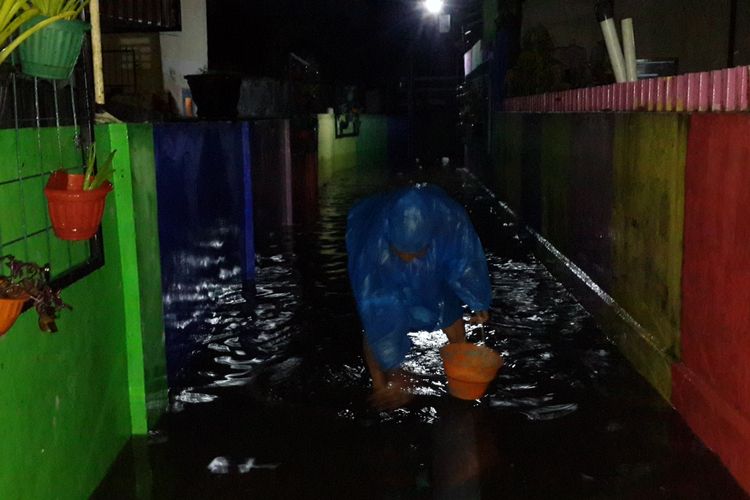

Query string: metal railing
103 49 137 97
102 0 181 32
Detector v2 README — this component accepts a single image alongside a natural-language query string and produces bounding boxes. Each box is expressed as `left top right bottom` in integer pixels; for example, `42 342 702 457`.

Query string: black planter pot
185 73 242 119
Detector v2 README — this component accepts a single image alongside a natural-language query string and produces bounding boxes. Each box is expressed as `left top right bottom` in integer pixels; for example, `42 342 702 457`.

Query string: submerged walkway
95 167 746 499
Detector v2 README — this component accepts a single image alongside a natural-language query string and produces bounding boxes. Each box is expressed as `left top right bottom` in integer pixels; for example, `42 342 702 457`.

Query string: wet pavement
94 166 747 499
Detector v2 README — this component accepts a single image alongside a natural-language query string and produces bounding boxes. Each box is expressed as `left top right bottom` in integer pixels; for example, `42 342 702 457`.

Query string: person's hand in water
368 369 414 410
469 310 490 325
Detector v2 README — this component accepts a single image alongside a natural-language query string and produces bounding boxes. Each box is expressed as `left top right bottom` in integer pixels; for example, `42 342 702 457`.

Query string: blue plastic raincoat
346 184 492 371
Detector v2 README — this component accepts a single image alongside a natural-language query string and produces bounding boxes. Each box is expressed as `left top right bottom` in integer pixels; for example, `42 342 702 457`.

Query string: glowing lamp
423 0 443 15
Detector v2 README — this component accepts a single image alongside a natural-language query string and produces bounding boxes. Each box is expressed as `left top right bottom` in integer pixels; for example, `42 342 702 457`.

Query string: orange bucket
440 343 503 400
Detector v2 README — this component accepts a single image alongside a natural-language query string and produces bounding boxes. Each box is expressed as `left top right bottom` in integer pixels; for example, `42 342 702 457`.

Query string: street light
423 0 444 15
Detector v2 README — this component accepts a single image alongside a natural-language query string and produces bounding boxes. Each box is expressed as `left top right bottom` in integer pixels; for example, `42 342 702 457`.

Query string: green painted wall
318 114 357 187
0 124 167 499
0 127 89 269
358 116 388 170
610 114 687 399
0 128 130 500
317 114 334 185
317 114 389 187
98 124 168 431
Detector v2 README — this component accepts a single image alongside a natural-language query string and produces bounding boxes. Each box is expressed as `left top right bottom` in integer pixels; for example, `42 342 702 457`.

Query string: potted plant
0 255 69 335
44 143 115 241
185 66 242 119
17 0 90 80
0 1 60 65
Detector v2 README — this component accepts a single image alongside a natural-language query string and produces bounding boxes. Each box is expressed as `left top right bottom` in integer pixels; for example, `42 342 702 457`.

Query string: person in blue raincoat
346 183 492 409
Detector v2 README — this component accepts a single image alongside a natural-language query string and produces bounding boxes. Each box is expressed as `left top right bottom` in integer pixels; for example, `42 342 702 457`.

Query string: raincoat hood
385 187 435 253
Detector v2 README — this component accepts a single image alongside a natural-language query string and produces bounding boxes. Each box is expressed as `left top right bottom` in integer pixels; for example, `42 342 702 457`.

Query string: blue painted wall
153 122 254 384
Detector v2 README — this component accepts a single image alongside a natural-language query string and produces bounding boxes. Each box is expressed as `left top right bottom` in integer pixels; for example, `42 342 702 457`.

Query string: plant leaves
86 148 116 191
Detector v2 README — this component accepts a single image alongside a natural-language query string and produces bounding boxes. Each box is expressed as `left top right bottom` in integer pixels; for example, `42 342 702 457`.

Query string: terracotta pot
44 171 112 241
0 294 28 336
440 343 503 400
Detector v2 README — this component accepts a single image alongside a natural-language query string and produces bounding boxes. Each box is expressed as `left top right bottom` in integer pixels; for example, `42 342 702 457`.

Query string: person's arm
347 210 410 371
469 310 490 325
345 193 417 409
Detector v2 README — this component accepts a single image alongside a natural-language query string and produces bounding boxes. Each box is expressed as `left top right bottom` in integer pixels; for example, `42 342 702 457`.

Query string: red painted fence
489 109 750 493
503 66 750 113
676 114 750 492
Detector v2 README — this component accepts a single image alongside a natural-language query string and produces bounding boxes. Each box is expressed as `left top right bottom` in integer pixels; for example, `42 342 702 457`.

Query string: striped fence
486 110 750 493
503 66 750 113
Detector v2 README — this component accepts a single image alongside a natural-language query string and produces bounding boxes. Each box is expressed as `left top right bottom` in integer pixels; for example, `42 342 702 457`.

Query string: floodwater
95 166 746 499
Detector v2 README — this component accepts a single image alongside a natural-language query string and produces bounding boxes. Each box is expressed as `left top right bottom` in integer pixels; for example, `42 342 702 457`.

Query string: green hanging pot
18 15 89 80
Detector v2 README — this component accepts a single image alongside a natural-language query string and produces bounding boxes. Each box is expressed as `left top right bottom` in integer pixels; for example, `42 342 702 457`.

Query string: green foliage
28 0 88 18
0 1 38 47
82 143 116 191
0 0 88 65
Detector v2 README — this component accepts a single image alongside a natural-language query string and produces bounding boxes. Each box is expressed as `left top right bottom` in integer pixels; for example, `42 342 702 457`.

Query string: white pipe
622 18 637 82
89 0 105 105
599 18 627 83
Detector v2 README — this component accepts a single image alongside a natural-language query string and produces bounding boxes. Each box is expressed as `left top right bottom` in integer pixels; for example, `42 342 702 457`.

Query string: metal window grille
103 48 137 97
0 37 101 290
102 0 181 32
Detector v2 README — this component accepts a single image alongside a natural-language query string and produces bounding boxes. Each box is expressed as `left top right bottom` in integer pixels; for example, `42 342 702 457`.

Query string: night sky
207 0 466 85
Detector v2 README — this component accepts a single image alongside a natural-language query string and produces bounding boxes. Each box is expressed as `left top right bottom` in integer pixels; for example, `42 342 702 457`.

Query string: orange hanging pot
44 171 112 241
0 294 28 336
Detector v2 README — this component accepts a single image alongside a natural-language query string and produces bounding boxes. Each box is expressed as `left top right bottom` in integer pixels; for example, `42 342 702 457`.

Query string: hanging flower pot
0 255 70 335
44 145 115 241
17 15 89 80
44 171 112 241
0 294 28 336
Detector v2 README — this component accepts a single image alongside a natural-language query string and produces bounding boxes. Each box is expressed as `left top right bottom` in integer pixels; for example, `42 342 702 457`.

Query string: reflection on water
168 169 612 424
94 167 747 499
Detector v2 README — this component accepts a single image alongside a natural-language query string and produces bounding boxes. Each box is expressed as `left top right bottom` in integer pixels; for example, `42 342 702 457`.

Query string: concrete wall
252 120 293 228
488 111 750 493
736 1 750 65
0 124 167 498
614 0 731 72
521 0 731 73
160 0 208 116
